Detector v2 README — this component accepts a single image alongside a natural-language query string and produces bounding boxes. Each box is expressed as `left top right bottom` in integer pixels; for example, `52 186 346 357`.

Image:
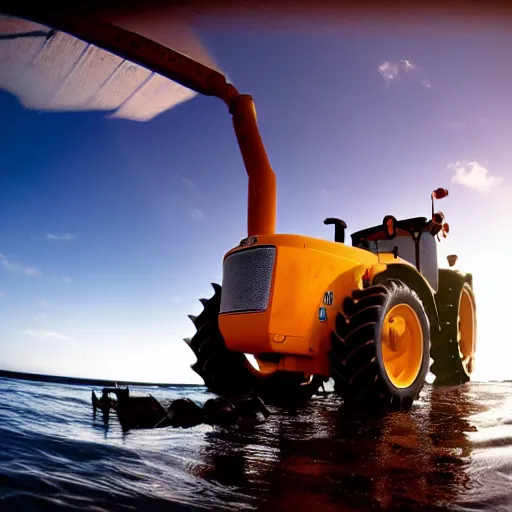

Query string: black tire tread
431 269 475 386
329 279 430 411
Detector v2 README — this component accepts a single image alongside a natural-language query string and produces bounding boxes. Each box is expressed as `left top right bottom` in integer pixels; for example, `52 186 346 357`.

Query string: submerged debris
92 386 270 432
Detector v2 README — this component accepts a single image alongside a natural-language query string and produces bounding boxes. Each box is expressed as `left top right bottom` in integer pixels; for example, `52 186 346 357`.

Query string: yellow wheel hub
381 304 423 388
458 287 476 375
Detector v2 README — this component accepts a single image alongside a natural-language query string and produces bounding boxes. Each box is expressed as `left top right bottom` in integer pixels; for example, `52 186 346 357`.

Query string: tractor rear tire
184 283 255 397
431 270 476 386
329 279 431 411
185 283 322 404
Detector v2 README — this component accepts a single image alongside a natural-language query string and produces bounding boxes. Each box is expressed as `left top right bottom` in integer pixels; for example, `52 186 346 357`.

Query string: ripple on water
1 378 512 511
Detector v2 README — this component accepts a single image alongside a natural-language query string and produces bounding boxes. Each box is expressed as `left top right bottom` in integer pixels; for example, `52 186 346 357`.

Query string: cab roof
351 217 429 245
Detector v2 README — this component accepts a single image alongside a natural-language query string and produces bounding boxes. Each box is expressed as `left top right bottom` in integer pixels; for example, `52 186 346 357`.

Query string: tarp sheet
0 11 220 121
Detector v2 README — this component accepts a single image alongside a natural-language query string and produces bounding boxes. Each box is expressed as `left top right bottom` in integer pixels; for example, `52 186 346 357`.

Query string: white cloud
191 208 204 220
378 59 431 88
61 277 73 283
448 161 504 192
45 233 74 241
378 59 413 83
21 329 77 342
0 253 41 277
181 177 196 188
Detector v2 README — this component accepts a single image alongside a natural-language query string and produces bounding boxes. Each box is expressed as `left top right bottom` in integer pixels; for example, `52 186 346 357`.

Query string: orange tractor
2 8 477 410
187 194 476 409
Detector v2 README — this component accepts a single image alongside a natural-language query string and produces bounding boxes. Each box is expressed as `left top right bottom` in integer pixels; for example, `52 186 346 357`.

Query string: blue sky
1 20 511 382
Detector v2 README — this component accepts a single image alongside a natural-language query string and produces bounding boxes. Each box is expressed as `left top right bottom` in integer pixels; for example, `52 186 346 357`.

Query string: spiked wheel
329 279 431 411
184 283 323 403
184 283 256 397
431 270 476 386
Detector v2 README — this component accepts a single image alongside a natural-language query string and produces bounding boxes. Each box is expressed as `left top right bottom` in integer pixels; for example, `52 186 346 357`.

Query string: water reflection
2 379 512 511
426 387 481 501
368 386 476 511
191 386 486 511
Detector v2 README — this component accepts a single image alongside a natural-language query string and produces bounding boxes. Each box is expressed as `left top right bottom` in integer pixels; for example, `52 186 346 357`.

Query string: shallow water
0 378 511 511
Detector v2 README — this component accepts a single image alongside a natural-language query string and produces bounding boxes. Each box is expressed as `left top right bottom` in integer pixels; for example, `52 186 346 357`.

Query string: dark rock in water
202 395 271 427
115 395 167 431
232 395 271 426
203 397 238 426
162 398 204 428
234 395 270 418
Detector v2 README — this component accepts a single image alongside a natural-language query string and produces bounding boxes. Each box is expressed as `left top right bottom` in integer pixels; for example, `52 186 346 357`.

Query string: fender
371 263 440 333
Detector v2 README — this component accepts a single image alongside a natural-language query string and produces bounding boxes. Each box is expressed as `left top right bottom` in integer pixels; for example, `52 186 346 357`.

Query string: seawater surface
0 377 511 511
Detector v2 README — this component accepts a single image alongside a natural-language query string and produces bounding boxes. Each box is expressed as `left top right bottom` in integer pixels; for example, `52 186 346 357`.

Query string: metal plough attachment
92 386 270 432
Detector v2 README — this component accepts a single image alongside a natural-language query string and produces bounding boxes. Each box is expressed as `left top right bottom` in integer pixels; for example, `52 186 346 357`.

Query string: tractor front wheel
329 279 431 411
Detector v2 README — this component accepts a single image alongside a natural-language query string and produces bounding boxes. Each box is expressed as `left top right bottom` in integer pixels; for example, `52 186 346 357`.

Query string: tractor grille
220 246 276 314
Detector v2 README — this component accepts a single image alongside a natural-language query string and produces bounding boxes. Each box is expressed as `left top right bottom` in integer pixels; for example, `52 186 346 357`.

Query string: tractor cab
351 216 439 289
349 189 451 292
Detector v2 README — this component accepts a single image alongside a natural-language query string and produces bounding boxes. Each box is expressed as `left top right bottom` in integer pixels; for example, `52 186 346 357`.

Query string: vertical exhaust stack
229 94 277 237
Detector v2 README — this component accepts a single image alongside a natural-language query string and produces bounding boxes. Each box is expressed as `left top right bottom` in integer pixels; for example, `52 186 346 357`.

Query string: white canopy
0 11 220 121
